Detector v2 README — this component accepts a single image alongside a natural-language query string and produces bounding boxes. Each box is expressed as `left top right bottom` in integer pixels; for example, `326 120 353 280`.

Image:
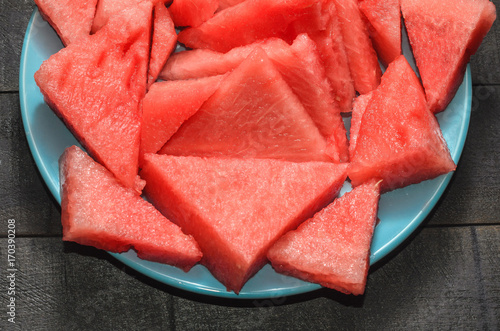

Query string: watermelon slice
140 153 348 293
34 2 153 190
140 75 226 164
177 0 317 52
147 2 177 87
159 34 349 162
34 0 98 46
401 0 496 113
60 146 202 271
304 1 356 113
169 0 219 27
349 91 373 157
267 179 381 295
358 0 401 66
160 48 333 162
348 55 456 192
333 0 381 94
217 0 245 11
91 0 162 33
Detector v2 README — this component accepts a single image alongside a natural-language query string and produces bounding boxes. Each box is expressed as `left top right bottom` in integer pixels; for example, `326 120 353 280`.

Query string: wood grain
0 227 498 330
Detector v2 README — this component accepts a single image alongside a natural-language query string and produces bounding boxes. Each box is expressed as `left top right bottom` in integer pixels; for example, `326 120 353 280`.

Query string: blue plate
20 9 471 299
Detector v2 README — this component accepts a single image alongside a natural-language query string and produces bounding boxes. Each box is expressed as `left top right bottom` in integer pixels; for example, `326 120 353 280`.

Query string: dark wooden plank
428 85 500 226
0 93 62 236
0 227 498 330
470 0 500 86
0 1 36 92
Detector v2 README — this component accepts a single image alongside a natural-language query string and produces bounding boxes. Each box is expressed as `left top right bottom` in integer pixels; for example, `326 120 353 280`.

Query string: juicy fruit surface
140 75 225 162
177 0 317 52
349 55 456 192
34 3 152 190
333 0 381 94
401 0 496 113
267 180 381 295
34 0 97 46
148 2 177 87
60 146 202 271
359 0 401 66
161 48 332 162
140 154 348 293
169 0 219 27
304 1 355 113
161 34 349 162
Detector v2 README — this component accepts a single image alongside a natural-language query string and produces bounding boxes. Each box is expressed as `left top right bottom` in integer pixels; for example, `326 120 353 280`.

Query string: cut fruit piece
349 91 373 157
140 75 226 164
305 1 355 113
92 0 145 33
359 0 401 66
60 146 202 271
333 0 381 94
348 55 456 192
140 153 348 293
147 2 177 88
177 0 317 52
401 0 496 113
34 2 153 190
218 0 246 11
34 0 98 46
267 179 381 295
160 48 333 162
160 34 349 162
169 0 219 27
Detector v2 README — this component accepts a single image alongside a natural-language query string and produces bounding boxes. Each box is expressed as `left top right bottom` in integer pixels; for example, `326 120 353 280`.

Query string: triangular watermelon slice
60 146 202 271
34 2 153 190
140 75 226 164
91 0 161 33
359 0 401 66
34 0 98 46
160 34 349 162
160 48 333 162
169 0 219 27
177 0 318 52
333 0 381 94
217 0 245 11
267 179 381 295
140 153 348 293
147 2 177 87
348 55 456 192
401 0 496 113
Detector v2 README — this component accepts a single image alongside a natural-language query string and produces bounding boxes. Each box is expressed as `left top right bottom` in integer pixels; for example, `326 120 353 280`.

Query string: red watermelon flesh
177 0 317 52
218 0 246 11
140 75 226 164
34 2 153 190
160 48 333 162
333 0 381 94
303 0 355 113
169 0 219 27
91 0 161 33
359 0 401 66
160 34 349 162
34 0 98 46
349 91 373 157
147 2 177 88
267 179 381 295
140 153 348 293
286 34 349 162
401 0 496 113
60 146 202 271
348 55 456 192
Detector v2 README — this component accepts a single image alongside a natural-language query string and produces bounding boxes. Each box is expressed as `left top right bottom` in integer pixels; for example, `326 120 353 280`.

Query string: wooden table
1 2 499 330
